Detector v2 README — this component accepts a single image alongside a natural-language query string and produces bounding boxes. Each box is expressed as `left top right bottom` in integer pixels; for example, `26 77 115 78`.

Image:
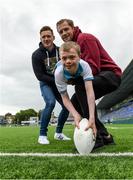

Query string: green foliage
15 109 37 124
4 112 12 117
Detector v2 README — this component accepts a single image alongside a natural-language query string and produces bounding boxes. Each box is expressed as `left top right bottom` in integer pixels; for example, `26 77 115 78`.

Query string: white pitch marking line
0 152 133 157
108 127 133 129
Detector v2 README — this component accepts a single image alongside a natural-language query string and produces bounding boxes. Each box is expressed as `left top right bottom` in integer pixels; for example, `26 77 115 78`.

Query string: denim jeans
39 81 69 136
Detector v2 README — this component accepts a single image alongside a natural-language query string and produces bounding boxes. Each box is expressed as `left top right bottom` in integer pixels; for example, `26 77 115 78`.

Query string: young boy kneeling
54 41 97 137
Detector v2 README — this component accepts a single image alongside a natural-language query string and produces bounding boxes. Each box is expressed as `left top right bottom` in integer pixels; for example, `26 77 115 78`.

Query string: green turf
0 125 75 153
0 124 133 179
0 124 133 153
0 156 133 179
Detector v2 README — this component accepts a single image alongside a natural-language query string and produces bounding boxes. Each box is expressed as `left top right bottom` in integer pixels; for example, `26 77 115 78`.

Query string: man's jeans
39 81 69 136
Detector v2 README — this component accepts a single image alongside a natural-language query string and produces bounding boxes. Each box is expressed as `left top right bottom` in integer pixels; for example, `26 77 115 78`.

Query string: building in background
0 115 7 125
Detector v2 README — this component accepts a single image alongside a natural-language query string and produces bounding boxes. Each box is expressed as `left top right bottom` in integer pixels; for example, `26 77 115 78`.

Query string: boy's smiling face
60 48 80 73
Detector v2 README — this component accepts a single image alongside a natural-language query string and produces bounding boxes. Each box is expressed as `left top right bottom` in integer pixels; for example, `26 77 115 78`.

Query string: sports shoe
54 133 71 140
38 136 50 144
93 138 104 150
93 135 104 150
103 134 115 145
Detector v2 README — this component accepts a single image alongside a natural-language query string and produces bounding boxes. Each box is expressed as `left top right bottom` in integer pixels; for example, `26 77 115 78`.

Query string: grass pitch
0 124 133 179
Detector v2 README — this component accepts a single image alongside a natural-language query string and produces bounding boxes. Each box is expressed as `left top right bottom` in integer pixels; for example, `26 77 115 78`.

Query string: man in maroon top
56 19 122 149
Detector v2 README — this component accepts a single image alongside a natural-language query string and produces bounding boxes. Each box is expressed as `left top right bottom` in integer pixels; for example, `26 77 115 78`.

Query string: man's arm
77 34 101 75
85 80 97 137
61 92 81 128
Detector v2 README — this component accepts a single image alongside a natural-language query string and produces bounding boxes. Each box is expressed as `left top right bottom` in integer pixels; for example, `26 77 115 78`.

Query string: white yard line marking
0 152 133 157
108 127 133 129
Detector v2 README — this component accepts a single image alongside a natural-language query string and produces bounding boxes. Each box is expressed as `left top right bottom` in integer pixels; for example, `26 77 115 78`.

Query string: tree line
4 109 41 124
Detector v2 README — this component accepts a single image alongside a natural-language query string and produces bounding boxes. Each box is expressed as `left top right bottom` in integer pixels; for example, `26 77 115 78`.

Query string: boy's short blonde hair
59 41 81 56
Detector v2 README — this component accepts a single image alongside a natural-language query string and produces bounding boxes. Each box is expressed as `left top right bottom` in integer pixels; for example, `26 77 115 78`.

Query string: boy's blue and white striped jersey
54 59 94 94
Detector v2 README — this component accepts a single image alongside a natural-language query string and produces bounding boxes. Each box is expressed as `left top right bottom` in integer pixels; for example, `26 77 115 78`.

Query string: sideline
0 152 133 157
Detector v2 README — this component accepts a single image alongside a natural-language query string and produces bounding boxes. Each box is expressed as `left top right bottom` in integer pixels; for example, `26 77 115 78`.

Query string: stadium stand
97 60 133 124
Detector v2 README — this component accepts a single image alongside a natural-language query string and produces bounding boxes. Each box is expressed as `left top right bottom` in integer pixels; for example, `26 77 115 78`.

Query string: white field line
0 152 133 157
108 127 133 129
